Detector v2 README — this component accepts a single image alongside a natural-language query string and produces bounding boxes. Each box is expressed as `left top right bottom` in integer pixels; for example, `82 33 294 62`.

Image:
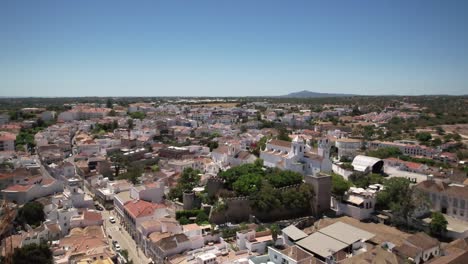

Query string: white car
109 216 116 223
114 243 121 252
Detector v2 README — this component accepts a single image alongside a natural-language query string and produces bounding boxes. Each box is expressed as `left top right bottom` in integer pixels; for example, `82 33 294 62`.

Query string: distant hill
281 90 355 98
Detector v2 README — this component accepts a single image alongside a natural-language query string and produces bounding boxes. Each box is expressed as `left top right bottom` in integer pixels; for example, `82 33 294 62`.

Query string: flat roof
282 225 308 241
318 222 375 245
296 232 348 258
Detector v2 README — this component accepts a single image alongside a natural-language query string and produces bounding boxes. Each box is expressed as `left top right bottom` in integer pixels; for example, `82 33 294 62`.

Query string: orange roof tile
124 200 166 219
3 184 33 192
84 210 103 222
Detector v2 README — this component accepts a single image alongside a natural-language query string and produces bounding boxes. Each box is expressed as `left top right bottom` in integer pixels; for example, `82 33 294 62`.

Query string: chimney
427 174 434 181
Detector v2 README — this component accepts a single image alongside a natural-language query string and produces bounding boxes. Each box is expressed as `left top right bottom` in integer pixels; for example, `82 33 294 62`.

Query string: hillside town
0 96 467 264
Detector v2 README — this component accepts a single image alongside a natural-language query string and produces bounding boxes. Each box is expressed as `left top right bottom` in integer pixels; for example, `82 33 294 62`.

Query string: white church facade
260 136 332 176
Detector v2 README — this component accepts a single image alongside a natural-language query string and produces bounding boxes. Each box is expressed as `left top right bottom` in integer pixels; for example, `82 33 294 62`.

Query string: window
454 198 458 207
453 208 457 215
460 210 464 217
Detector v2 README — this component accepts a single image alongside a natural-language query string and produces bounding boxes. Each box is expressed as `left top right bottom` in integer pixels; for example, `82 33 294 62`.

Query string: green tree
432 138 442 147
281 185 313 211
179 216 190 225
254 158 264 168
118 165 143 184
430 212 448 237
265 168 303 188
207 141 218 152
366 147 402 159
376 177 424 227
129 111 146 120
233 173 263 196
363 126 375 140
169 168 201 200
12 243 53 264
250 181 280 211
109 152 128 179
252 136 268 156
219 163 264 190
106 98 113 108
435 127 445 135
127 118 134 129
196 211 209 224
16 201 45 227
416 132 432 143
277 127 291 141
270 224 280 242
331 173 352 198
349 172 384 188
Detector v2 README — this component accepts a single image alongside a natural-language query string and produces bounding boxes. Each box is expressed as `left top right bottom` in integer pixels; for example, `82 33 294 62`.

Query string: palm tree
270 224 280 243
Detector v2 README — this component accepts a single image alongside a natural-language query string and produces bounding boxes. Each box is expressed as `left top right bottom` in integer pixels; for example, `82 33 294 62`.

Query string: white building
331 185 383 220
40 111 56 121
236 229 273 254
335 138 362 159
0 132 16 151
260 136 332 176
267 246 317 264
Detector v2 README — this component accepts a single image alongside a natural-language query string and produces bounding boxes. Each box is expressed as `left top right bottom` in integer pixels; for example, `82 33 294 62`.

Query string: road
102 209 151 264
98 202 152 264
71 138 151 263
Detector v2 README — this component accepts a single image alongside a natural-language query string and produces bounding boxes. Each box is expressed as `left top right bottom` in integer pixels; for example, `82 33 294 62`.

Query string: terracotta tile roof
427 249 468 264
41 178 56 186
444 185 468 199
155 233 190 251
416 181 449 193
0 172 16 180
84 210 103 222
268 139 292 148
236 151 253 160
404 161 424 170
124 200 166 219
0 132 16 141
304 152 323 161
406 232 439 250
417 181 468 199
46 223 61 233
149 232 172 243
212 145 229 154
394 244 421 259
182 223 202 232
280 246 315 262
3 184 33 192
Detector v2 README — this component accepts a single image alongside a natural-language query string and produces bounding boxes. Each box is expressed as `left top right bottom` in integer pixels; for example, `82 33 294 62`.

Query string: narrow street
90 194 151 263
102 209 151 264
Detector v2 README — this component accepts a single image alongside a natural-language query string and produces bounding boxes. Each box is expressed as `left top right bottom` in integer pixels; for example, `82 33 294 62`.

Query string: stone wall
209 184 312 224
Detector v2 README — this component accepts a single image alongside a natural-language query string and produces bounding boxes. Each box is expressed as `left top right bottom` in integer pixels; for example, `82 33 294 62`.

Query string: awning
346 196 364 205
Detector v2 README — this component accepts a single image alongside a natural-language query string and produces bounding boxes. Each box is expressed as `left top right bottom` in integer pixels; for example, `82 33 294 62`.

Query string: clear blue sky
1 0 467 97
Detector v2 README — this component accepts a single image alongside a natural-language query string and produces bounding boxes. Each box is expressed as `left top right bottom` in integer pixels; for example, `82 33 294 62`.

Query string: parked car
114 243 121 252
109 216 116 224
